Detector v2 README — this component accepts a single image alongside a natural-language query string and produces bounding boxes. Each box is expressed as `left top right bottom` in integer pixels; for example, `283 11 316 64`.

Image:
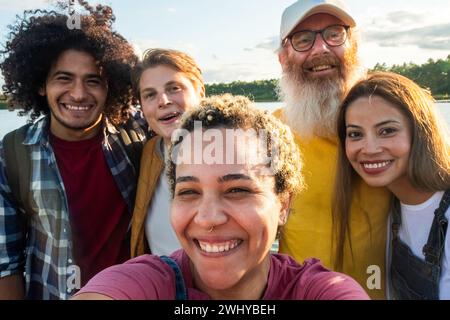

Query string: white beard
278 59 365 140
279 75 342 139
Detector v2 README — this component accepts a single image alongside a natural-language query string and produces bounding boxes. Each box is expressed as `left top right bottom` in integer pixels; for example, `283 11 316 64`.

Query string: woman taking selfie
74 94 369 300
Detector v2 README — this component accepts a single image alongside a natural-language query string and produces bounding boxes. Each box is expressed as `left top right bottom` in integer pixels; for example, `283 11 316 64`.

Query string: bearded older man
275 0 390 299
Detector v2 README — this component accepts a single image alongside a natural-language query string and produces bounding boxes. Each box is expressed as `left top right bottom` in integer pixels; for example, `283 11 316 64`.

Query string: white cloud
0 0 50 11
385 11 424 25
364 22 450 51
360 42 450 69
246 36 278 52
174 42 200 55
202 50 281 84
131 38 160 59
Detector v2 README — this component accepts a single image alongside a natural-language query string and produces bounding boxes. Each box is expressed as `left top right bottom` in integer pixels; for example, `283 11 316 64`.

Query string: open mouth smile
306 64 336 73
362 160 393 169
360 160 394 174
60 103 94 111
159 111 182 123
196 239 243 254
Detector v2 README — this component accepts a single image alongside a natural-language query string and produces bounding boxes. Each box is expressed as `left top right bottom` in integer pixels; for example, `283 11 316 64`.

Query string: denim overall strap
160 255 188 300
422 190 450 265
390 191 449 299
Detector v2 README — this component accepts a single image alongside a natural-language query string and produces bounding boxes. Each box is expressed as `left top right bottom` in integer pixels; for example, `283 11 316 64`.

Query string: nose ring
208 226 215 233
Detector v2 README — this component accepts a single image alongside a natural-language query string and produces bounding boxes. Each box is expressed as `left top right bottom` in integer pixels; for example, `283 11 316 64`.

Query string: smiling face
139 65 202 143
282 13 352 81
40 49 108 141
278 13 361 139
170 128 289 299
345 95 413 193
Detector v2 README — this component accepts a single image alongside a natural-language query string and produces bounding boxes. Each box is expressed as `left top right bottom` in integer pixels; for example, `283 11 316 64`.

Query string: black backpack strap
2 124 35 217
160 255 188 300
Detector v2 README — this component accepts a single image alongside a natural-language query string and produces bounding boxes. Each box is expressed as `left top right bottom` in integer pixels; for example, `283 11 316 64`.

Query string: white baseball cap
279 0 356 47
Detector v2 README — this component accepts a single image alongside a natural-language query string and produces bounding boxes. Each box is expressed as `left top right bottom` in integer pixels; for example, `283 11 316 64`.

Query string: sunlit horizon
0 0 449 85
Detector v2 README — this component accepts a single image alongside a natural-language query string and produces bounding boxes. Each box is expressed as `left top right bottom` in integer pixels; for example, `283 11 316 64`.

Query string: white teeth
198 240 241 253
65 104 90 111
312 65 332 72
161 112 180 120
363 161 392 169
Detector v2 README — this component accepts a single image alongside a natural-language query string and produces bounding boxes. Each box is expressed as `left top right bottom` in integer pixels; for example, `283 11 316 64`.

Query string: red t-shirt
50 132 130 286
77 250 370 300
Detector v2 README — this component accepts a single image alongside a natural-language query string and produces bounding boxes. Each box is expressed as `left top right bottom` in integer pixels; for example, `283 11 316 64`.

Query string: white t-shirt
144 140 181 256
387 191 450 299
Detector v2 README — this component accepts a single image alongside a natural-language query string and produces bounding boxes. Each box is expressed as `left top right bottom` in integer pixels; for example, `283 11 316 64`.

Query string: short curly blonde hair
166 94 304 198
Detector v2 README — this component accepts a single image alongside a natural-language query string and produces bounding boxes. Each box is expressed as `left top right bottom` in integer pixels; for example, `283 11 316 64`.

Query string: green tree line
205 55 450 101
372 55 450 100
206 79 279 102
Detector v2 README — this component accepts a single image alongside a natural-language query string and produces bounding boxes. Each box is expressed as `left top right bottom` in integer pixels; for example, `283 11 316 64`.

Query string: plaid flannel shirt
0 109 148 299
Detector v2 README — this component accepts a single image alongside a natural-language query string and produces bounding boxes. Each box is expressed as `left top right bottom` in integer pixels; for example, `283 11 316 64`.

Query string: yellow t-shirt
274 109 390 300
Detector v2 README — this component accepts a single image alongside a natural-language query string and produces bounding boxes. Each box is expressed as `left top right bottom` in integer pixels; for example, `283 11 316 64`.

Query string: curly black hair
0 0 138 125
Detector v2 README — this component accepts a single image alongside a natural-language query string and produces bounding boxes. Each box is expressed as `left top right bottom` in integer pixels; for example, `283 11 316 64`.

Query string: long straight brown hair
332 71 450 270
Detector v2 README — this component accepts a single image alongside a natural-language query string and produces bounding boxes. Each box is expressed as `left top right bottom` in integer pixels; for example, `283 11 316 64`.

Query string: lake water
1 102 449 139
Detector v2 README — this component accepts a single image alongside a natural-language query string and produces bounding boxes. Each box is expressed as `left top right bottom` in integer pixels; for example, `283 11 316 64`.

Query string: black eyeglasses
285 25 350 52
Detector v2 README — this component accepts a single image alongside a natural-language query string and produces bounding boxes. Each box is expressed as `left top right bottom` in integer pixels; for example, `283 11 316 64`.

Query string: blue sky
0 0 449 84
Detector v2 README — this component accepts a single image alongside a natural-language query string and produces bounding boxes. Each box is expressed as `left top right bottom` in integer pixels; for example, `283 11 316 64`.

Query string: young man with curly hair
0 1 149 299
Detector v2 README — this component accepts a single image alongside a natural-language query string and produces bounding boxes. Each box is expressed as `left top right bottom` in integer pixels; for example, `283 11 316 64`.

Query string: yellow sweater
130 137 164 257
274 109 390 300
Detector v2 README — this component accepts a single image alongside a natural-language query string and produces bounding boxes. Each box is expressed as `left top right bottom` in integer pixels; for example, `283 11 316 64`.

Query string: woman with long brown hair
334 71 450 299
